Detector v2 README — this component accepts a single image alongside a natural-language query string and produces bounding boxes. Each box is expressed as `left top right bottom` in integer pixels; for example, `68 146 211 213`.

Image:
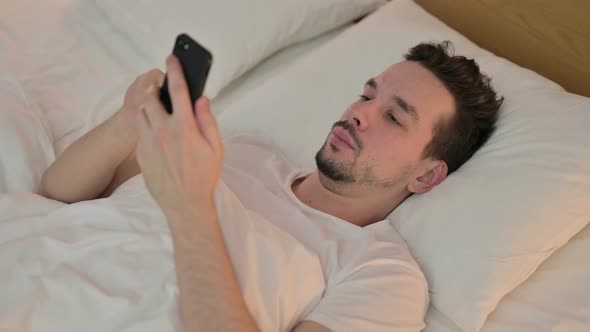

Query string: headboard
415 0 590 97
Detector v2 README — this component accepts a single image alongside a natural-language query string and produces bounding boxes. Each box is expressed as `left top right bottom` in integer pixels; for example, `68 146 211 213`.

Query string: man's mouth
331 127 356 150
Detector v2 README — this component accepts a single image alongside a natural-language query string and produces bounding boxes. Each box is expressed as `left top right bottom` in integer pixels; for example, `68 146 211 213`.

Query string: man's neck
291 170 407 228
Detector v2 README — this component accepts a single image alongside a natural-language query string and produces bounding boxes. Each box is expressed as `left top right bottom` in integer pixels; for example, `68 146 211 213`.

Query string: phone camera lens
183 44 189 51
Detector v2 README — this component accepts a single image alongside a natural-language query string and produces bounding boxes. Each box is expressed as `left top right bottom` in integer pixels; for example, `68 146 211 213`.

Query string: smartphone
160 33 213 114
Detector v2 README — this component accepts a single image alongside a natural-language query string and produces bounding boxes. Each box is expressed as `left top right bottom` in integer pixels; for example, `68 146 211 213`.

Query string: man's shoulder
304 225 429 332
340 222 428 294
352 228 429 304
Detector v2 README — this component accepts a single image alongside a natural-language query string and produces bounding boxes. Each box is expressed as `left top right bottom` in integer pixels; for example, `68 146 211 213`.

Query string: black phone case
160 33 212 114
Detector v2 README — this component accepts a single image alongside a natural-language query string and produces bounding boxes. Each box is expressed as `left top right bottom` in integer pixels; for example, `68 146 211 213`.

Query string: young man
40 41 503 331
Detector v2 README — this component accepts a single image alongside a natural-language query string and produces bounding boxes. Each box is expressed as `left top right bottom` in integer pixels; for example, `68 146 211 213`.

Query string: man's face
315 61 455 192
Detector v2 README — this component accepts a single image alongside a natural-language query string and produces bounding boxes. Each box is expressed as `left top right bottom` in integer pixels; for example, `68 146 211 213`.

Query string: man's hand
116 68 165 144
134 55 223 219
133 55 260 332
132 55 331 332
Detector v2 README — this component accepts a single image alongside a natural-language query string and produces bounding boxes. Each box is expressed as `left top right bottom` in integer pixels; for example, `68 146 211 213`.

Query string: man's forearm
166 199 260 332
40 111 136 203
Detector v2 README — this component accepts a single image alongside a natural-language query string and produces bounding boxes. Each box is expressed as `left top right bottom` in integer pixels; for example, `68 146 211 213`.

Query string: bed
1 0 589 331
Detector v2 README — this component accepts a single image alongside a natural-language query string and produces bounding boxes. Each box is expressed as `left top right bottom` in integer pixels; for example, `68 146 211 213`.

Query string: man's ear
407 160 448 194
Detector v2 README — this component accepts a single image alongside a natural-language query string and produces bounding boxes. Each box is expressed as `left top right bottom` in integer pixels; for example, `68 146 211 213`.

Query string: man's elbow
39 174 76 204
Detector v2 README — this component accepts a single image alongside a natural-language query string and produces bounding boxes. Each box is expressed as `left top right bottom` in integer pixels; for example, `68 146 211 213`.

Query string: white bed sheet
0 0 150 155
424 305 462 332
1 1 589 331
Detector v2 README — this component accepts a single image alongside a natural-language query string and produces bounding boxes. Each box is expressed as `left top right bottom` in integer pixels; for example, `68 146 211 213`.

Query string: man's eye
359 94 370 101
387 112 400 125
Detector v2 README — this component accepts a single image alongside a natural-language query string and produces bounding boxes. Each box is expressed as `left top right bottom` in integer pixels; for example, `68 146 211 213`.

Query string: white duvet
0 173 324 332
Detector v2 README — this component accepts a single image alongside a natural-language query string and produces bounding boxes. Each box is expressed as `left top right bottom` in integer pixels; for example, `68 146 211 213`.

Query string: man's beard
315 144 408 189
315 120 411 189
315 143 357 183
315 120 362 183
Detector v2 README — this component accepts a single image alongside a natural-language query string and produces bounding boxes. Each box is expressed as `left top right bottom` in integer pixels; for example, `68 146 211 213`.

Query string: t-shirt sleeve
302 255 429 332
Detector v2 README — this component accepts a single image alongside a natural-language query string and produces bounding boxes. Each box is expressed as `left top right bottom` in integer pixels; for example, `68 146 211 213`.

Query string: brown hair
404 41 504 174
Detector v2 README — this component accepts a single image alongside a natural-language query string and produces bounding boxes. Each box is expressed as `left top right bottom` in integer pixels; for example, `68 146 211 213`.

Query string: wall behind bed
415 0 590 97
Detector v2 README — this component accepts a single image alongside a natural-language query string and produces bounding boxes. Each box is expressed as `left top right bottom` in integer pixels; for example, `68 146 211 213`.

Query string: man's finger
136 106 151 142
166 55 198 129
143 93 169 131
157 71 165 87
148 68 165 87
139 69 164 89
195 97 222 154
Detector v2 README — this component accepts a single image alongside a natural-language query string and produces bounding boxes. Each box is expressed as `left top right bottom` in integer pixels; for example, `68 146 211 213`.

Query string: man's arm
166 199 260 332
40 111 136 203
167 200 334 332
40 69 164 203
134 56 332 332
97 148 141 198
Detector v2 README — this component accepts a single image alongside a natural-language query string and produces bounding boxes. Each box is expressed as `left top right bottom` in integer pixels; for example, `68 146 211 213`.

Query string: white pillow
215 0 590 330
481 223 590 332
0 76 55 194
94 0 386 99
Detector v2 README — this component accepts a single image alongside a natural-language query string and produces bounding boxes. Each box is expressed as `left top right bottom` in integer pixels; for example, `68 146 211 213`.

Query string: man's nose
349 103 373 132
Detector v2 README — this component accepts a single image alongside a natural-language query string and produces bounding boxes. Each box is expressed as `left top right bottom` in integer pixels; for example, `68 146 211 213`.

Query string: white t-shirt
214 134 429 332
